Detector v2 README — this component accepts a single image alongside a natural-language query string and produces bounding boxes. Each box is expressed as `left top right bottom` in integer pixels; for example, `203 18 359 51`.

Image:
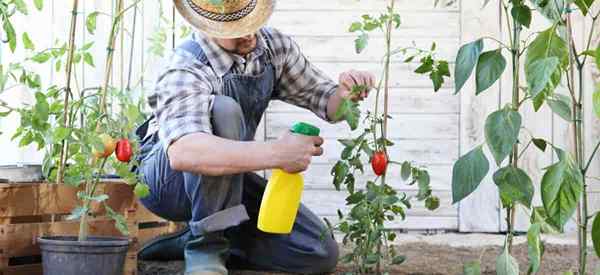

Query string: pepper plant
0 0 150 241
450 0 600 274
328 0 449 273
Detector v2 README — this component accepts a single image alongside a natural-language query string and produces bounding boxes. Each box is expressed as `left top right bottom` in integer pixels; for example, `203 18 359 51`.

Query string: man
135 0 375 274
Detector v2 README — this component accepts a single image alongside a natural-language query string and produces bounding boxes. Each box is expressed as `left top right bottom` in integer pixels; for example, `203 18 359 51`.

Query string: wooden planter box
0 181 180 275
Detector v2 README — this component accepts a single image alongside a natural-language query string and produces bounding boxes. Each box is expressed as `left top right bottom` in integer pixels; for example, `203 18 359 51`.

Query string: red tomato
115 139 133 163
371 151 387 176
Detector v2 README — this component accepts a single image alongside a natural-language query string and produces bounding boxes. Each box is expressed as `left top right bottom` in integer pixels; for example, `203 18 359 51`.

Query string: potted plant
1 0 149 274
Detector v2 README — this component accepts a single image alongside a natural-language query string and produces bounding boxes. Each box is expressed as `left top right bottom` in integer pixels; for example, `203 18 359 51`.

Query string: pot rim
37 235 130 247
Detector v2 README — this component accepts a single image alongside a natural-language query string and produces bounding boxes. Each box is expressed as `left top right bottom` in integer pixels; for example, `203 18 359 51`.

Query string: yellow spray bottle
257 122 320 234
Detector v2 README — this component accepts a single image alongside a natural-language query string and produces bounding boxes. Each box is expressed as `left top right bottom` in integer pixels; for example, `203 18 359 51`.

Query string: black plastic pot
38 236 130 275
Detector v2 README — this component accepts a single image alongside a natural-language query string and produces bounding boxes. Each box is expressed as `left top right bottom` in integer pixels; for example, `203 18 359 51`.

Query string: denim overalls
135 30 338 273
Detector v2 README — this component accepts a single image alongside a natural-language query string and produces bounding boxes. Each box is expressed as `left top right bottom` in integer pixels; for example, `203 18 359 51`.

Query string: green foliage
541 149 583 231
335 98 360 130
484 106 522 165
527 223 544 275
493 166 534 208
496 244 520 275
529 0 565 22
594 86 600 119
86 11 98 34
451 145 489 203
476 49 507 94
547 94 572 121
454 39 484 94
593 213 600 258
463 260 482 275
572 0 595 15
511 3 532 28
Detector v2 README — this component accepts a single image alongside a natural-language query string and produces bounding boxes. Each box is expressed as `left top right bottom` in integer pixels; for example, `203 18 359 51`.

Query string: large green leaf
526 57 560 98
485 106 522 165
525 25 568 100
530 207 561 234
454 39 484 94
496 245 520 275
493 166 534 208
451 145 490 203
512 4 532 28
463 261 481 275
593 86 600 119
476 49 507 94
529 0 565 22
573 0 595 15
541 149 583 230
593 213 600 258
527 223 544 275
547 94 572 121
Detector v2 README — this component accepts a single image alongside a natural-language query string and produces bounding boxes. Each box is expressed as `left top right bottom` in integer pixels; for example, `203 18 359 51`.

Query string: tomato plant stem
56 0 80 185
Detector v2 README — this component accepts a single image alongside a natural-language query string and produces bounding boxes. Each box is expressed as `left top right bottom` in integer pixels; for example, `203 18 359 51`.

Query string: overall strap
176 39 210 65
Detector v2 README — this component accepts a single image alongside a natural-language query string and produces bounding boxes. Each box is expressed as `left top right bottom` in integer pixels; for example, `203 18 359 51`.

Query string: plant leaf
105 205 129 236
485 106 522 165
541 149 583 231
512 4 532 28
533 138 548 152
451 145 490 203
526 57 560 98
529 0 565 22
34 0 43 10
496 244 520 275
13 0 28 15
593 86 600 119
463 260 481 275
525 25 568 100
593 212 600 258
355 33 368 54
573 0 595 15
134 183 150 198
454 39 484 94
3 20 16 52
335 98 360 130
547 94 572 121
86 12 99 35
66 206 88 220
493 166 534 208
527 223 544 275
22 32 35 50
530 207 561 234
476 49 506 94
401 161 411 180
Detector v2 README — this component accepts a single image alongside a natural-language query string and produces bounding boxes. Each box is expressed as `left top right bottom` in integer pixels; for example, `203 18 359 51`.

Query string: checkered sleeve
273 31 338 122
153 68 214 150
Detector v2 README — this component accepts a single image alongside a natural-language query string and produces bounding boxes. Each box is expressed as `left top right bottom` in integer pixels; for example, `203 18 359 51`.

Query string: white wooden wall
1 0 598 232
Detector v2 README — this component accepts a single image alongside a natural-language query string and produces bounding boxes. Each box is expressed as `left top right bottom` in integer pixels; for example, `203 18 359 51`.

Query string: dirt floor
138 233 597 274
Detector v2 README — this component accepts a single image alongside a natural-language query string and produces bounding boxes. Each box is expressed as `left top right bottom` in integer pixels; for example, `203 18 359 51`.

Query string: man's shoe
138 226 193 261
185 232 229 275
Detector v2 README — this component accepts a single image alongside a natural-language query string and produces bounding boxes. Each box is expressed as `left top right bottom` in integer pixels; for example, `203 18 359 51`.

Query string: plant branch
583 140 600 175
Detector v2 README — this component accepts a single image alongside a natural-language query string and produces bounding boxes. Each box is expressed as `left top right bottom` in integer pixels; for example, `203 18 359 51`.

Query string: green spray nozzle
291 122 320 137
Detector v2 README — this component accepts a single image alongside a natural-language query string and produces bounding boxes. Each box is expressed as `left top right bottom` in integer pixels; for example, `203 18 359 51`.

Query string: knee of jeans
211 95 245 140
316 235 339 273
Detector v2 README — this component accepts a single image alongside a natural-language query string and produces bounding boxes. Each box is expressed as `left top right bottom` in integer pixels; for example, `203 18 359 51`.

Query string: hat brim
174 0 275 39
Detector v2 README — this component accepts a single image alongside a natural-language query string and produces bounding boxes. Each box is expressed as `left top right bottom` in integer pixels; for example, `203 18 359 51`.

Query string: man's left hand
338 70 376 102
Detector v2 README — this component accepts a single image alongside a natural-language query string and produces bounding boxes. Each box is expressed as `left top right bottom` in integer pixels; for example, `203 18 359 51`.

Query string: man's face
213 33 257 55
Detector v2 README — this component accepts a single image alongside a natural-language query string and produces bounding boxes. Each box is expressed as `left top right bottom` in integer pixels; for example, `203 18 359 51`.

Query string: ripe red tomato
115 139 133 163
371 151 387 176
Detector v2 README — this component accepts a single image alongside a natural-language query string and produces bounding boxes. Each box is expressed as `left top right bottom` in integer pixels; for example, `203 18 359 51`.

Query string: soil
139 237 597 275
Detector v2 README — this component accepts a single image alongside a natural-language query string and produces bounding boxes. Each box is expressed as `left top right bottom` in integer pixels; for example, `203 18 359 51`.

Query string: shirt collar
192 31 267 77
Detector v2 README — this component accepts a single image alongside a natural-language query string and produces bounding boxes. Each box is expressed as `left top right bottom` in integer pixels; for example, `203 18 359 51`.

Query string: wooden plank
266 113 458 140
0 182 135 218
268 10 459 38
303 189 455 217
275 0 459 11
2 263 42 275
457 0 502 232
267 88 460 115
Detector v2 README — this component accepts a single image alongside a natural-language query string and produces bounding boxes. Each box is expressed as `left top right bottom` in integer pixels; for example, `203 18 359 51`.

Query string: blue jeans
137 96 338 273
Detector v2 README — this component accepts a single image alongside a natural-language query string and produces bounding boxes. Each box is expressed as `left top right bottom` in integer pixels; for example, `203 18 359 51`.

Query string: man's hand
273 131 324 173
338 70 376 102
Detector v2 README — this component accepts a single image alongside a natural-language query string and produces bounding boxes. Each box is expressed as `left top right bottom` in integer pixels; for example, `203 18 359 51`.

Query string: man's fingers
312 136 324 147
312 146 324 156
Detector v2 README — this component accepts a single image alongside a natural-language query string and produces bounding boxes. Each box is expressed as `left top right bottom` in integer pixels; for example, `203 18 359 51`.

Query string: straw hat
174 0 275 39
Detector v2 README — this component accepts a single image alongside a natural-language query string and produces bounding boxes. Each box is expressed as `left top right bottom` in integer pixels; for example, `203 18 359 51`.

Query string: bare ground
139 234 597 275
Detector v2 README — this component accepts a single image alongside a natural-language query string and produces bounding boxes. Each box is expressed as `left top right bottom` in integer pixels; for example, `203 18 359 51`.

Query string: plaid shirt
148 27 338 149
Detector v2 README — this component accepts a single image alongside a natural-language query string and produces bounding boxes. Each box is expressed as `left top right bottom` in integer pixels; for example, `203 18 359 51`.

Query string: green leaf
463 260 481 275
66 206 88 220
83 52 95 67
485 106 522 165
391 255 406 265
34 0 43 10
430 60 450 92
526 57 560 98
531 207 561 234
512 4 532 28
349 22 362 32
541 149 583 230
592 213 600 258
105 205 129 236
401 161 411 180
53 127 71 141
454 39 484 94
527 223 543 275
415 56 434 74
134 183 150 198
335 98 360 130
3 20 16 52
573 0 595 15
425 196 440 210
332 161 349 191
476 49 506 94
532 138 548 152
31 52 52 63
86 12 99 34
493 166 534 208
547 94 572 121
13 0 28 15
596 42 600 73
355 33 368 54
593 86 600 119
525 25 568 98
452 145 490 203
496 245 520 275
22 32 35 50
529 0 565 22
417 170 432 200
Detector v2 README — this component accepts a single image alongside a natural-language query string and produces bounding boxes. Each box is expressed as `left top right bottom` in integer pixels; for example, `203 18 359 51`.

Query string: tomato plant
328 1 449 273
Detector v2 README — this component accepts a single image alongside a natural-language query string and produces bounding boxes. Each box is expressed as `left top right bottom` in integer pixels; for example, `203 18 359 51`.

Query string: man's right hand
273 131 324 173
